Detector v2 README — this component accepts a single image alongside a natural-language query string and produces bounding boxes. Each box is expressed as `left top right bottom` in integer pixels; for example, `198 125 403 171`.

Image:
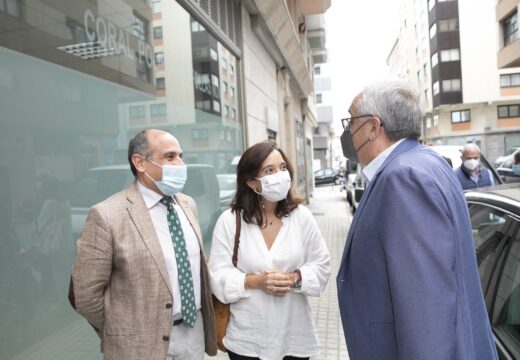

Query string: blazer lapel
339 139 421 270
126 182 173 297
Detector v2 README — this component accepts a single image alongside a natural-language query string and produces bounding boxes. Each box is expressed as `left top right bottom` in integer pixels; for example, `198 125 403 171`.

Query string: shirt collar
137 181 173 209
362 138 405 182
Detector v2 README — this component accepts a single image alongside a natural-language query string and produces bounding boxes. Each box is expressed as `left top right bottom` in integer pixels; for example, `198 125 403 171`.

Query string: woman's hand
245 269 293 296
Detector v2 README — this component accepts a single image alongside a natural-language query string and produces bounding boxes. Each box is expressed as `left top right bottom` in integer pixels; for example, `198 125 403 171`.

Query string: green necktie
160 196 197 327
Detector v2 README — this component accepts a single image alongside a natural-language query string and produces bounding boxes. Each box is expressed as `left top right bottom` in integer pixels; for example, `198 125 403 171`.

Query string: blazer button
163 336 170 341
165 303 172 309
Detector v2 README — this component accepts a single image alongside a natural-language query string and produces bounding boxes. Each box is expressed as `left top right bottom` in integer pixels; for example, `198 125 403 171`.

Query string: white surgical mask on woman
255 170 291 202
145 160 187 196
463 159 479 172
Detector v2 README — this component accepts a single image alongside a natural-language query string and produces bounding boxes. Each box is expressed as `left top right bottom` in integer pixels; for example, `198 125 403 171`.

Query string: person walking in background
454 143 495 190
70 129 217 359
209 140 330 360
336 80 498 359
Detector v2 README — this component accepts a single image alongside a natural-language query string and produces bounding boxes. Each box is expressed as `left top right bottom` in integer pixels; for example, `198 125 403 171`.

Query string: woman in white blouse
209 140 331 360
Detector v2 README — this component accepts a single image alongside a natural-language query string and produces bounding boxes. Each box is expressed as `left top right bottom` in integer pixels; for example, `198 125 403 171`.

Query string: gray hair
128 129 151 176
355 80 423 141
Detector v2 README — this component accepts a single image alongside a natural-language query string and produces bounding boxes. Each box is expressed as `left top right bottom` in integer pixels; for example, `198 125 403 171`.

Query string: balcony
312 49 328 64
498 38 520 68
308 28 326 50
317 105 333 124
313 135 329 150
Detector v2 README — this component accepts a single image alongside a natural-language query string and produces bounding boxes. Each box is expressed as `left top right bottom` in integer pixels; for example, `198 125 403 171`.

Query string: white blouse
209 205 331 360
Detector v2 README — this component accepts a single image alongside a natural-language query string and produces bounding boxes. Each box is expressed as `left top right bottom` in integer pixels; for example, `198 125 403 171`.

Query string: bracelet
293 269 302 289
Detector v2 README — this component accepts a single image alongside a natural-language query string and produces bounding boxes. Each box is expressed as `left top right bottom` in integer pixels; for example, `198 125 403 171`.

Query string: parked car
217 173 237 211
69 164 222 252
465 184 520 359
495 147 520 168
314 168 340 186
345 164 364 213
496 157 520 184
344 145 503 214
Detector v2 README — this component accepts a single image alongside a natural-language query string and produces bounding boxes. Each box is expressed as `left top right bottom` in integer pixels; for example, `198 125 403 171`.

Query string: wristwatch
293 269 302 289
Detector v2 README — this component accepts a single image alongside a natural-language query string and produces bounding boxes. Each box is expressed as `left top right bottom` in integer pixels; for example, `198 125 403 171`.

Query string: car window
315 170 324 177
491 230 520 359
468 204 512 295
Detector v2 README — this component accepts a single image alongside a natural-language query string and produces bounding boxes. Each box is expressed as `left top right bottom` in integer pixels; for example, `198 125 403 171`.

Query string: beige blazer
71 181 217 359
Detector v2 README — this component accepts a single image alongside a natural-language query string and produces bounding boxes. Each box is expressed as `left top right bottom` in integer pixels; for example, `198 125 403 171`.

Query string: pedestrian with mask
209 140 330 360
337 80 497 359
454 143 495 190
70 129 217 359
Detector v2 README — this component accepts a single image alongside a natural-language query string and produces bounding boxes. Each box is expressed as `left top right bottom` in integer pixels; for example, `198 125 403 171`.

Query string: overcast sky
325 0 400 135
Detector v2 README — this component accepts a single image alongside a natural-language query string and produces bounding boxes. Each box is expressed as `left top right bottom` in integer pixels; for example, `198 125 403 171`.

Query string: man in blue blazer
337 80 497 359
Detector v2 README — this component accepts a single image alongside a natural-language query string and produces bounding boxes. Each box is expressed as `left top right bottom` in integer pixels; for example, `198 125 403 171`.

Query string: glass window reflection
0 0 243 358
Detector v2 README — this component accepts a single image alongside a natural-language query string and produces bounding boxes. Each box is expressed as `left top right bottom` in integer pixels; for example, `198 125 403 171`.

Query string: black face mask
340 120 371 163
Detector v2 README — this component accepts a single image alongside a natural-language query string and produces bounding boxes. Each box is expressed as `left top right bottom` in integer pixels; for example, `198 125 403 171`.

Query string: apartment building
388 0 520 163
312 61 334 171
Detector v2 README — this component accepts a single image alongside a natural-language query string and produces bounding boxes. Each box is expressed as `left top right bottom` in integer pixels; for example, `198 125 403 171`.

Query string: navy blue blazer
337 140 497 360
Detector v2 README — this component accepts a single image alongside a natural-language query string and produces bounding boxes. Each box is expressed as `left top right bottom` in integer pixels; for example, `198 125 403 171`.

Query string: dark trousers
228 350 309 360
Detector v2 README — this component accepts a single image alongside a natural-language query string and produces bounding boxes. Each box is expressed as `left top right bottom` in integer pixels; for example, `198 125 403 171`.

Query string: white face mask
255 170 291 202
145 160 187 196
463 159 479 172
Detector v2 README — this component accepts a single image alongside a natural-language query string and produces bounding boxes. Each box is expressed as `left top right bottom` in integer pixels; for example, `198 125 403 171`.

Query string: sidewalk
207 184 352 359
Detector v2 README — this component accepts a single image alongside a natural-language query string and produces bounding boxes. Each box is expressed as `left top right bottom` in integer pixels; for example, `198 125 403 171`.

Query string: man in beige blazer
70 129 217 359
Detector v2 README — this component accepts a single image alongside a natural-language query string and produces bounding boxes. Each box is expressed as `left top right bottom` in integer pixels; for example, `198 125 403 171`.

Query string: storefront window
0 1 243 358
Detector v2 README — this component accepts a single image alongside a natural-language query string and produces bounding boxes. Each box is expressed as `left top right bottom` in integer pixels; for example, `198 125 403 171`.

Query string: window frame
430 23 437 39
440 48 460 62
438 18 458 32
433 81 440 95
498 104 520 119
153 26 163 39
156 77 165 90
154 52 164 65
504 11 519 46
442 78 461 92
501 73 520 88
451 109 471 123
431 52 439 68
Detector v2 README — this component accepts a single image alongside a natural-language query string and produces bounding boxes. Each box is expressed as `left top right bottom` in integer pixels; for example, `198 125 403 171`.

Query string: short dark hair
128 130 151 176
231 140 301 225
515 151 520 165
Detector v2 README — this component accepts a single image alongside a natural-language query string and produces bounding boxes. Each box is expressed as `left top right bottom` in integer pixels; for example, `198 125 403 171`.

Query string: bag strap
232 210 241 267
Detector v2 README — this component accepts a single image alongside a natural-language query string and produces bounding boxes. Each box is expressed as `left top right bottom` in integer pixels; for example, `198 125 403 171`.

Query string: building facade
0 0 329 358
389 0 520 163
241 0 330 200
312 62 334 171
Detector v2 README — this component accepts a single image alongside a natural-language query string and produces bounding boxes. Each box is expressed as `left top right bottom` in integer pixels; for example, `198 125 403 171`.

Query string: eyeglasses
341 115 375 132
